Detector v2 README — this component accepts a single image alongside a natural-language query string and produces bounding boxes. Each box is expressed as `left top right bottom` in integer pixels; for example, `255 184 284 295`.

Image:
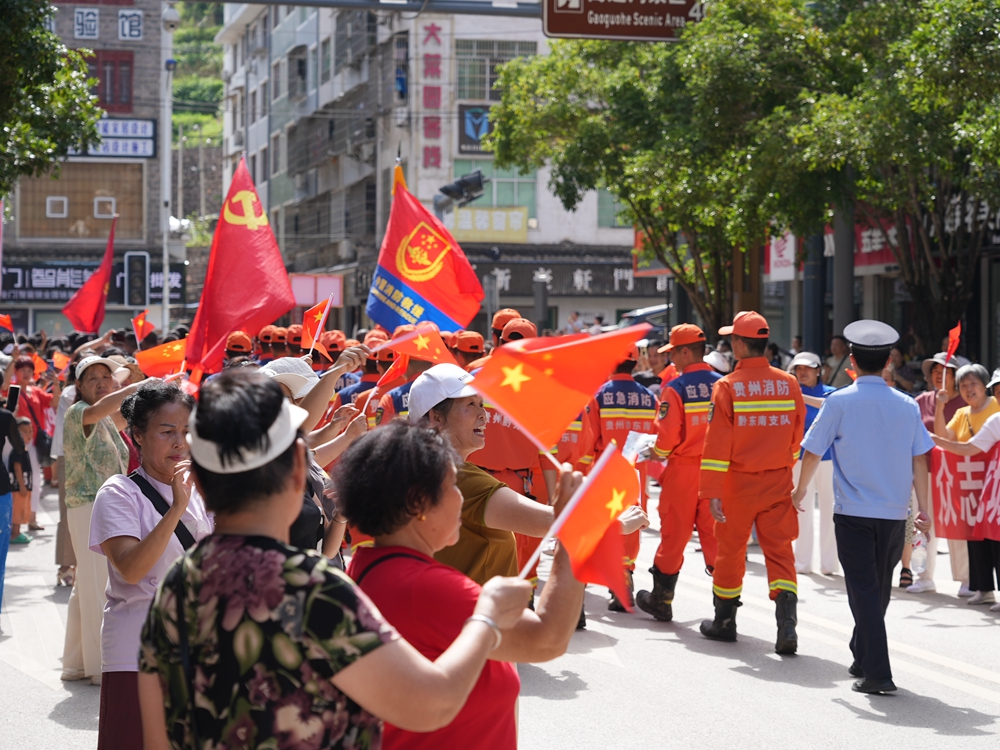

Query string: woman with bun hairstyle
89 380 213 750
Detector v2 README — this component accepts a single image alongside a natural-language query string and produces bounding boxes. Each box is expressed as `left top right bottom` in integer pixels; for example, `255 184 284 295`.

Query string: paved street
2 484 999 749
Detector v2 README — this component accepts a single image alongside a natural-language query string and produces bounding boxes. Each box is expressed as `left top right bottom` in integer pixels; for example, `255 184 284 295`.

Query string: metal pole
198 127 206 218
803 233 826 354
833 203 855 336
177 124 184 225
161 13 174 333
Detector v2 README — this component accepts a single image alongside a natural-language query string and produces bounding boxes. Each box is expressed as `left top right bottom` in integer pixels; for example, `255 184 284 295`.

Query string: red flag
360 352 410 417
135 339 187 377
185 157 295 373
0 315 13 333
52 351 71 372
473 325 651 449
132 310 155 342
302 299 331 360
63 216 116 333
945 322 962 365
380 323 458 366
32 353 48 380
555 447 640 611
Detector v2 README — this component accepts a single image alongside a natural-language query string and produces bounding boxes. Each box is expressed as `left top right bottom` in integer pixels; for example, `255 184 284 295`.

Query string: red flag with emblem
132 310 155 342
473 325 651 450
302 299 331 360
554 447 640 611
63 216 116 333
135 339 187 377
185 158 295 374
945 322 961 365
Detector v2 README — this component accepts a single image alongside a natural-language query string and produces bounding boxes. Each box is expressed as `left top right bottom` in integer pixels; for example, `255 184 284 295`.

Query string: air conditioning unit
222 70 232 83
252 45 268 58
233 131 244 147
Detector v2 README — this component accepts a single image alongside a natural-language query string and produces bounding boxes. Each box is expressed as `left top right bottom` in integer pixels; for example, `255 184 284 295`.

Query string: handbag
23 394 53 467
128 471 196 549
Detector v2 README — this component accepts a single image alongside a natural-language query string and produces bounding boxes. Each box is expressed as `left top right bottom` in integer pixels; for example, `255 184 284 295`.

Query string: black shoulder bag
354 552 428 584
128 471 196 550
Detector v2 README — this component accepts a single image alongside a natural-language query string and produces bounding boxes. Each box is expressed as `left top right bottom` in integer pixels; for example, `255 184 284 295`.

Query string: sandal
899 568 913 588
57 566 76 587
28 522 45 531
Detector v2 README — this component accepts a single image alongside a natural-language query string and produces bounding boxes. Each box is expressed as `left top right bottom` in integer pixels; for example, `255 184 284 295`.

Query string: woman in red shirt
339 420 586 750
9 356 60 531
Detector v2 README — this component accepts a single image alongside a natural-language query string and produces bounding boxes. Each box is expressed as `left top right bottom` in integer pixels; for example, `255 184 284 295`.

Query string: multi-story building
217 5 665 337
1 0 184 336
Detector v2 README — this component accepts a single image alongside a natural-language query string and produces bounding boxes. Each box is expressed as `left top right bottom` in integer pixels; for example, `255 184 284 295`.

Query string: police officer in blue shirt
794 320 934 695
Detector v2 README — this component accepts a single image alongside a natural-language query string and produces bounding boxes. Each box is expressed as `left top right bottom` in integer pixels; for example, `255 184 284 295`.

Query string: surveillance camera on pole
433 170 489 218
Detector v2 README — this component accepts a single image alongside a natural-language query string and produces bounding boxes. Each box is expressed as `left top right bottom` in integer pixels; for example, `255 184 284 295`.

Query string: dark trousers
968 539 1000 592
834 513 905 681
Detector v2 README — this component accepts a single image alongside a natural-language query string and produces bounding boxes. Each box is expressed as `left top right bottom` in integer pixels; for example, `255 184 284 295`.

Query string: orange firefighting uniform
699 356 805 601
652 362 720 576
587 374 658 570
468 401 550 584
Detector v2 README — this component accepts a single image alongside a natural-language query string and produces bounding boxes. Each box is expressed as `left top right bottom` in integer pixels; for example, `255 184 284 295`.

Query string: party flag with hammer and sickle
555 445 641 611
185 156 295 375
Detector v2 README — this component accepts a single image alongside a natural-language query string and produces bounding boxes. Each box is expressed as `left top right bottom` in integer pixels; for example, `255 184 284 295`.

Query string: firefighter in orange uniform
467 317 550 588
587 345 658 610
636 324 721 622
698 311 805 654
464 308 522 371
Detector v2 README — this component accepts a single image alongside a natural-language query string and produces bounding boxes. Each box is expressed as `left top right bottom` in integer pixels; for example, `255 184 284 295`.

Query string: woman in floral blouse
138 371 531 750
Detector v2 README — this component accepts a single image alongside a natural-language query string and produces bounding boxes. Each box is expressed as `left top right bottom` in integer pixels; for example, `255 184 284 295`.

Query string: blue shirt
800 381 835 461
801 376 934 521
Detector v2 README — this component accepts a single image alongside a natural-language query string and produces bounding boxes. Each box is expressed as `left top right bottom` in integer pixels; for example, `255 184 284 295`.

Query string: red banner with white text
930 447 1000 541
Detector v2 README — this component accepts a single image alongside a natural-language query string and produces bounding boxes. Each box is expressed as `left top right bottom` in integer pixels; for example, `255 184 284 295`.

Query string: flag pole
306 294 334 359
516 446 619 580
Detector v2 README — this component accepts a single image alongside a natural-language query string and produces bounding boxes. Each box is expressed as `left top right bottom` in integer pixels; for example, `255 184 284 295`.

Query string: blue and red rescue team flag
366 172 483 332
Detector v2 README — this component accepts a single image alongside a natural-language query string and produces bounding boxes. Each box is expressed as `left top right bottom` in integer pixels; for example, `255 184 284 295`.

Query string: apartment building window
261 146 269 182
249 152 256 183
597 189 629 228
309 45 318 90
456 40 536 101
272 133 281 174
454 159 537 218
321 38 331 83
250 89 257 123
86 50 134 113
394 33 408 103
288 46 307 100
260 81 268 114
272 62 281 98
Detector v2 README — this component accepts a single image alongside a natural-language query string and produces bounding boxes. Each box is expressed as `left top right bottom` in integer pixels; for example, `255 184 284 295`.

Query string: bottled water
911 531 928 574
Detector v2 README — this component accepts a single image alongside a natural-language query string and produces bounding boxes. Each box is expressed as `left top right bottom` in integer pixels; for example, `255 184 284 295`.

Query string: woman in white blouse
89 380 213 750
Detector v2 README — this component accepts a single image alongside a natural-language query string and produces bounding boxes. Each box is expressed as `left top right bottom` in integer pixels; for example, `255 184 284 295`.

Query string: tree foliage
491 0 1000 346
0 0 101 198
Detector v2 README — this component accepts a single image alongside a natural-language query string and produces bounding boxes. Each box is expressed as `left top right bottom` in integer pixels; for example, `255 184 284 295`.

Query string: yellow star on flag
414 333 430 351
500 363 531 393
544 368 554 376
605 487 627 520
313 310 325 322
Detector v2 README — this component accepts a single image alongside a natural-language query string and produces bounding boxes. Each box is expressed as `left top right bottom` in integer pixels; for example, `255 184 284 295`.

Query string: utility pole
177 124 184 225
161 1 178 333
197 125 206 218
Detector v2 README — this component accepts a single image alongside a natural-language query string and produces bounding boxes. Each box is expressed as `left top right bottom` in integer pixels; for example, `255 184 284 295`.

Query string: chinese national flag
360 352 410 417
473 325 651 449
52 351 71 372
63 216 116 333
302 300 331 360
945 322 962 365
132 310 155 342
555 447 640 611
382 323 458 366
0 315 13 333
185 157 295 374
32 353 48 380
135 339 187 377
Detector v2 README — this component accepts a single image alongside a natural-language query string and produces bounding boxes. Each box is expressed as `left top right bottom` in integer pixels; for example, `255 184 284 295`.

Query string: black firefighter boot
699 596 741 642
774 591 798 655
635 567 679 622
608 570 634 612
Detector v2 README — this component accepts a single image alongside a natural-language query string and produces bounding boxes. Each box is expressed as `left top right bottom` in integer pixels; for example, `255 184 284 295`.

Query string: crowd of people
0 306 996 747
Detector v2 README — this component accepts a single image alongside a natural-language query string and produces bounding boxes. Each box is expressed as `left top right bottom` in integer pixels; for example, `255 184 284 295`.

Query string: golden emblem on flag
396 222 452 283
222 190 269 231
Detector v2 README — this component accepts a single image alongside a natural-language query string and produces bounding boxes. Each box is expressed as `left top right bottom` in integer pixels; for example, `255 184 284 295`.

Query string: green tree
0 1 101 198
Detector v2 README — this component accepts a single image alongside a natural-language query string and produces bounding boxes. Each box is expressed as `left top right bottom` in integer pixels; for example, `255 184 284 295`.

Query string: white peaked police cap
703 350 731 374
409 364 478 423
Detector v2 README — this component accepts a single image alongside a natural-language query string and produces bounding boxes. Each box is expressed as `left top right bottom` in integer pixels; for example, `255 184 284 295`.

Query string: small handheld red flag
132 310 155 342
945 322 962 365
302 298 331 360
552 447 641 610
377 323 459 366
0 315 13 333
135 339 187 378
360 352 410 417
63 216 116 333
473 325 651 450
32 353 48 380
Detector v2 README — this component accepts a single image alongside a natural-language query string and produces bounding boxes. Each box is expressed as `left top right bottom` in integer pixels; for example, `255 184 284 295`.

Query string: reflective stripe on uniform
684 400 711 413
701 458 730 472
769 579 798 595
652 445 671 459
732 400 797 413
713 583 742 599
601 408 659 419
